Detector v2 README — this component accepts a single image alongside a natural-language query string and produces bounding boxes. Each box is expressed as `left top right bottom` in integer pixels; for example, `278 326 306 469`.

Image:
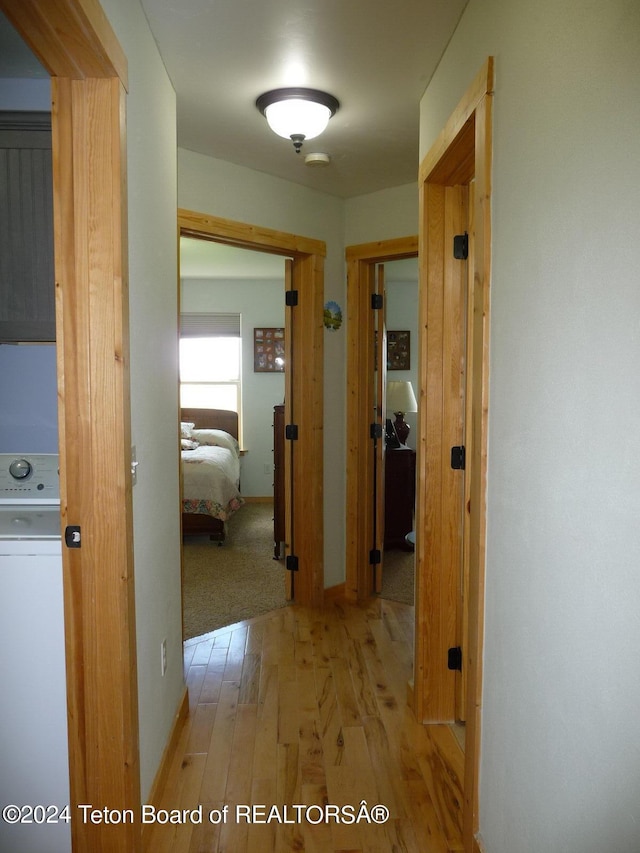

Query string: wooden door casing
0 2 140 850
178 210 325 607
416 59 493 851
373 262 387 593
345 237 418 601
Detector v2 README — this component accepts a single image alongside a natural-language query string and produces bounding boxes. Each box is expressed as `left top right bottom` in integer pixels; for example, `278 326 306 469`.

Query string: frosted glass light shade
264 98 331 141
256 88 339 151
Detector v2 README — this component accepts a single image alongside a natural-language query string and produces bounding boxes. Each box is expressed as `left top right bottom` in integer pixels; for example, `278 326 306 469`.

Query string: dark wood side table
384 447 416 548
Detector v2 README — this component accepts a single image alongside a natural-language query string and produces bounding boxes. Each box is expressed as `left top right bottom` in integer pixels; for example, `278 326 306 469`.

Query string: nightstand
384 447 416 548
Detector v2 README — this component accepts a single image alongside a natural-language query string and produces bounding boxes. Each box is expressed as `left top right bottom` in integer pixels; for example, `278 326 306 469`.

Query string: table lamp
386 380 418 446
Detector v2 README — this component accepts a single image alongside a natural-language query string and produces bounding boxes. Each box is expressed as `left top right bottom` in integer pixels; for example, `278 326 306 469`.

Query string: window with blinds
179 313 242 417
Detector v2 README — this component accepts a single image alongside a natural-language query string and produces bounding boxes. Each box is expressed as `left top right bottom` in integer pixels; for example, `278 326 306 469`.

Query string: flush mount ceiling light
256 87 339 154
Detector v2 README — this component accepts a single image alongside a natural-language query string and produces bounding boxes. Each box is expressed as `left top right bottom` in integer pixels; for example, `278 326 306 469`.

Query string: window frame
179 313 243 441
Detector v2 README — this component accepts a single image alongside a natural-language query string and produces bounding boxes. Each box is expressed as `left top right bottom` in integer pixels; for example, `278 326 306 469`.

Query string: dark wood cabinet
273 404 285 558
384 448 416 548
0 112 55 342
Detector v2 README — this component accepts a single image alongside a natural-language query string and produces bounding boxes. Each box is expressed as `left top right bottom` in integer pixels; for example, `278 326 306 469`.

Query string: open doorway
345 236 418 601
179 237 291 638
375 256 419 606
178 209 326 610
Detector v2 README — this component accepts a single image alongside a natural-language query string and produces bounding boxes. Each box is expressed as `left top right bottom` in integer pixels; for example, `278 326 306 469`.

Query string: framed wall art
387 330 410 371
254 327 285 372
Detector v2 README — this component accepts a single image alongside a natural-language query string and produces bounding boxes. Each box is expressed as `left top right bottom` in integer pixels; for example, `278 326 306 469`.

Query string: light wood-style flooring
145 597 464 852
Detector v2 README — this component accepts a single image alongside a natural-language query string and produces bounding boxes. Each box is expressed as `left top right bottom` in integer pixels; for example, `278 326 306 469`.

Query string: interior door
372 263 387 592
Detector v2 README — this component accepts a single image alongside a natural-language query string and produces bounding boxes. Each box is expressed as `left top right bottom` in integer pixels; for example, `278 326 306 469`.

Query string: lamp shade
256 88 339 152
386 380 418 414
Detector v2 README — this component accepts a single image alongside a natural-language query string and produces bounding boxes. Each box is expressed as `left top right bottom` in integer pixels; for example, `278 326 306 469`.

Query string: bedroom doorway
375 256 419 603
179 239 290 636
178 209 325 612
345 236 418 600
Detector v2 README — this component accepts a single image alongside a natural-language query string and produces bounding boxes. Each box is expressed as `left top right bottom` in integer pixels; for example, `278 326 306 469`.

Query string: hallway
145 597 464 852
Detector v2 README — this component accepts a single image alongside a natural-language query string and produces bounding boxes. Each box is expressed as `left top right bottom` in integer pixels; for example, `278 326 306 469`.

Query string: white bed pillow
190 428 239 455
180 421 195 439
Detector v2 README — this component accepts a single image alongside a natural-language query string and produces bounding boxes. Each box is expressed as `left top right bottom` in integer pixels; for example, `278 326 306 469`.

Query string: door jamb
414 58 493 851
178 209 325 607
0 2 140 851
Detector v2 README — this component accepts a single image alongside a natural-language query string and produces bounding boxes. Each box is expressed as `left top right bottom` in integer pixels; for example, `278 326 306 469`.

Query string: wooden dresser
273 404 285 558
384 447 416 548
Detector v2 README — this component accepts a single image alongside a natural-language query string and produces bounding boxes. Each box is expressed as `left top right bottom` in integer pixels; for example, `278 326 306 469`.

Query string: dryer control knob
9 458 32 480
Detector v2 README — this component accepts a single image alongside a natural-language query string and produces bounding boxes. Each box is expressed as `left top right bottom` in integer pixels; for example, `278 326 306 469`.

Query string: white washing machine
0 454 71 853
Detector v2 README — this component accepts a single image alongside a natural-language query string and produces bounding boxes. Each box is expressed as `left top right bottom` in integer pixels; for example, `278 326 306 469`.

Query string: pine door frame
414 58 494 851
345 236 418 600
178 209 325 607
345 57 494 852
0 2 141 851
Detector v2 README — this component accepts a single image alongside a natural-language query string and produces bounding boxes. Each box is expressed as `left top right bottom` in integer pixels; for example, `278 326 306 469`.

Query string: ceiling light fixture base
291 133 305 154
305 152 331 167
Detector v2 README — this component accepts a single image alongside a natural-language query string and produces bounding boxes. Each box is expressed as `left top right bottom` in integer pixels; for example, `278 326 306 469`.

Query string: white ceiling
1 2 452 272
138 0 468 198
0 2 468 199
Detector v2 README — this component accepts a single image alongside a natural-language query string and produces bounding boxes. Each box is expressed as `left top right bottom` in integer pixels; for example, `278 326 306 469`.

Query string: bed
180 407 244 542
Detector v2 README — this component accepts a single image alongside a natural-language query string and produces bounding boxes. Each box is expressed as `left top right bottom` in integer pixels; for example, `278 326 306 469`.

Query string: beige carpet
182 502 287 640
380 546 415 606
182 502 415 640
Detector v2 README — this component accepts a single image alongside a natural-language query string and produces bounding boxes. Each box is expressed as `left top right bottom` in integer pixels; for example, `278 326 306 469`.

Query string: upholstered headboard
180 408 238 440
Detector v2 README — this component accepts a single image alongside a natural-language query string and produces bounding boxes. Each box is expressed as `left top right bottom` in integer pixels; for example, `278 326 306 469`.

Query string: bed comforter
181 444 243 521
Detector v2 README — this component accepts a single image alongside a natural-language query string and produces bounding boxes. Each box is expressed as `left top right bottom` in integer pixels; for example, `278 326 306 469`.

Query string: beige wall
420 1 640 849
100 0 182 800
344 182 418 245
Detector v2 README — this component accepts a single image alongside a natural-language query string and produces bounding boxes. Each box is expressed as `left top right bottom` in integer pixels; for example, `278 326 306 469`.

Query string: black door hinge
285 289 299 307
285 424 298 440
451 445 466 470
371 293 384 310
370 422 383 440
369 549 381 565
453 232 468 260
65 525 81 548
448 646 462 672
286 555 299 572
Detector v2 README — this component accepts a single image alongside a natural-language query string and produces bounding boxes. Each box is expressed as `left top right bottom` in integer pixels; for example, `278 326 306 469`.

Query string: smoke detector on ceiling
304 152 331 167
